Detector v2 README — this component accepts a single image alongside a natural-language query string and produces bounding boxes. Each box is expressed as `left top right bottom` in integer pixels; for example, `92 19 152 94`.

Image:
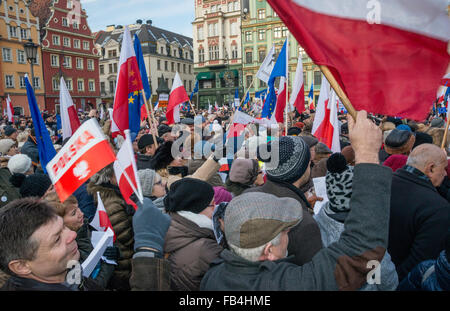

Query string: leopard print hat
325 153 354 214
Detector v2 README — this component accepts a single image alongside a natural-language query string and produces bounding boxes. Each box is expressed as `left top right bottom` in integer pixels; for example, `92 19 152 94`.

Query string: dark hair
0 198 57 275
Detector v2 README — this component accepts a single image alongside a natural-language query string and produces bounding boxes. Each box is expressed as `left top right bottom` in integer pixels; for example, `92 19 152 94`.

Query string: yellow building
0 0 45 116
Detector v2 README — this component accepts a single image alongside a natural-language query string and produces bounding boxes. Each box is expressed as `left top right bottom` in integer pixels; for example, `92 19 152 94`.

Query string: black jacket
136 153 154 170
388 168 450 281
1 275 103 291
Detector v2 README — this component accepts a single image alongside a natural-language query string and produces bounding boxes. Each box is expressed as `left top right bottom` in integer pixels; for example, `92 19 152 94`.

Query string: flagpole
441 117 450 150
188 100 197 116
319 65 357 121
285 33 290 134
241 78 255 106
141 89 159 149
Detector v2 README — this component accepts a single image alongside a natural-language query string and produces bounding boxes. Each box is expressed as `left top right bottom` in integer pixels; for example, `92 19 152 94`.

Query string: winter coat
164 212 223 291
200 164 392 291
397 250 450 291
87 182 134 291
20 137 39 164
1 275 103 291
129 256 171 291
0 167 21 209
388 168 450 281
243 179 323 266
314 205 399 291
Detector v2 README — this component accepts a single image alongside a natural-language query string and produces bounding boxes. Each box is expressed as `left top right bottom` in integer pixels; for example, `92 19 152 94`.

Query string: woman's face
63 204 84 232
151 175 167 198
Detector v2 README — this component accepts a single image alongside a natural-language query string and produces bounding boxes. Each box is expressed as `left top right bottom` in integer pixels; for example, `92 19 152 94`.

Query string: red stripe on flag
67 105 81 134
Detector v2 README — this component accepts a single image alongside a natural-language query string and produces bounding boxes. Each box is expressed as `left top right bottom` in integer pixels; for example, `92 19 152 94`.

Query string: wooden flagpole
141 89 159 149
441 115 450 149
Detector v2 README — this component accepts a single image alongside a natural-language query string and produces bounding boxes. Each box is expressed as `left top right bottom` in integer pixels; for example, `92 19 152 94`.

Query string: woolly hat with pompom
325 153 354 214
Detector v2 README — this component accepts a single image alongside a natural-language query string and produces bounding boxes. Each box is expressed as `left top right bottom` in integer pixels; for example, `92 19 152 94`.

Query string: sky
81 0 195 37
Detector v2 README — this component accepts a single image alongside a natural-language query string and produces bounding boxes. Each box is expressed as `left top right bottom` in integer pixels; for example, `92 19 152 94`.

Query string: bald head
407 144 447 187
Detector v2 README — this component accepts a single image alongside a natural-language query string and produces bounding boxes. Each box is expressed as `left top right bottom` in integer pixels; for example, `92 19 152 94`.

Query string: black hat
158 124 172 137
164 178 214 214
150 141 175 171
412 132 433 150
138 134 156 150
11 173 52 198
287 127 302 136
159 116 167 124
4 125 17 137
385 129 415 155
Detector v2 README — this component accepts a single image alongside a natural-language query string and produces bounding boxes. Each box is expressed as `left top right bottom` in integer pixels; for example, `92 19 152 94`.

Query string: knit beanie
7 154 32 174
383 154 407 172
325 153 354 214
137 169 156 198
10 173 52 198
265 136 311 184
213 186 232 205
164 178 214 214
229 159 259 185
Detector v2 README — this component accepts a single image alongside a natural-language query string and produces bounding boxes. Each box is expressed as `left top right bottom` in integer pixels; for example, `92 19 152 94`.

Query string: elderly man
200 111 393 290
388 143 450 282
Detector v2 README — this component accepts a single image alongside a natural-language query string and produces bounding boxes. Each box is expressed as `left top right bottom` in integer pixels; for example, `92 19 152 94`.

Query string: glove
133 198 171 255
103 246 121 261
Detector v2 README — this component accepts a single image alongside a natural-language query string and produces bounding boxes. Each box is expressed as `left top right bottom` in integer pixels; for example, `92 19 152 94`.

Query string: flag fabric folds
234 88 240 109
112 26 144 138
190 80 199 102
267 0 450 121
90 192 116 242
289 55 305 113
308 84 314 110
25 75 56 173
6 95 14 122
59 77 81 140
46 119 116 202
256 45 276 84
166 72 189 125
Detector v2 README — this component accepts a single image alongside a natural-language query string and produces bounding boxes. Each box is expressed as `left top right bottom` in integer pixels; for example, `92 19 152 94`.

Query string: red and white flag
289 55 305 114
90 192 116 242
268 0 450 121
6 95 14 122
113 130 143 210
111 26 143 137
166 72 189 125
46 119 116 202
59 77 81 140
312 75 341 153
443 73 450 86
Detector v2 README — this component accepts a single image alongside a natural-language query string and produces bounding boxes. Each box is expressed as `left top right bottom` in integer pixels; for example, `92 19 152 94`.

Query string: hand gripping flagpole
319 65 357 121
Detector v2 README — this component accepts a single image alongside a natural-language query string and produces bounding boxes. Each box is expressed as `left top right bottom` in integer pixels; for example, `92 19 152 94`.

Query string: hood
164 212 215 253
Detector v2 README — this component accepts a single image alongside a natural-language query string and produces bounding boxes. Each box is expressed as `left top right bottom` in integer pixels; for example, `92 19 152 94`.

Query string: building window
209 46 219 60
9 26 18 38
198 27 204 40
282 26 288 37
230 22 237 36
67 0 73 9
5 75 14 88
63 37 71 47
273 10 278 17
76 58 83 69
33 77 40 89
164 61 168 71
157 60 161 70
20 28 29 40
32 53 39 65
198 48 205 62
74 39 80 49
66 79 73 91
100 82 105 93
258 9 266 19
258 29 265 41
73 21 79 29
314 71 322 85
259 79 266 88
83 41 90 50
62 17 69 27
189 80 192 92
258 50 266 63
214 46 219 60
208 23 218 37
171 62 174 72
245 31 252 42
51 55 59 67
245 51 253 64
234 1 239 10
53 78 59 91
99 65 104 74
63 56 72 68
183 64 186 73
160 47 164 54
77 80 84 92
19 76 26 88
17 50 26 64
189 65 191 74
108 50 117 58
246 75 253 88
274 27 281 39
2 48 12 62
53 35 60 45
87 59 94 71
109 81 115 93
113 63 117 73
232 45 238 59
211 5 216 13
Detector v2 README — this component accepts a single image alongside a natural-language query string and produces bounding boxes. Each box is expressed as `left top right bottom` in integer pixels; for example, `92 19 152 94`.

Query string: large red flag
46 119 116 203
166 72 189 125
267 0 450 121
59 77 81 140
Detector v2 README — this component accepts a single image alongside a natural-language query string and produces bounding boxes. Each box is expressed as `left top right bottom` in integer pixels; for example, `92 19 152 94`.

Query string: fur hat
7 154 32 175
384 129 416 155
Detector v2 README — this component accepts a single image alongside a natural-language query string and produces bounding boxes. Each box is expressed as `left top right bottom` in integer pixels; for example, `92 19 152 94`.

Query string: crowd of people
0 103 449 291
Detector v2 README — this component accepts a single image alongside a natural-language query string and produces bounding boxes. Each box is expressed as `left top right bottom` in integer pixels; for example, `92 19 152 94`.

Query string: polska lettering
52 130 95 176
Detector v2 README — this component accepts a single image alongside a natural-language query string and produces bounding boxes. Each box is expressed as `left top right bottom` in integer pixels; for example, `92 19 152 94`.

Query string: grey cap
315 142 332 154
137 169 156 198
225 192 303 249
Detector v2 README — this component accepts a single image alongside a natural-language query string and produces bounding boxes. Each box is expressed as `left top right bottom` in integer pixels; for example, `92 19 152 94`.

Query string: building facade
241 0 324 106
192 0 243 108
95 20 194 109
0 0 45 115
32 0 101 113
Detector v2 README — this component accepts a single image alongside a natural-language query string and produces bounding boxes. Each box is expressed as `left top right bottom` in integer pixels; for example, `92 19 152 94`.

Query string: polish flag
59 77 81 140
268 0 450 121
273 76 287 123
437 87 447 105
442 73 450 86
111 26 144 137
312 75 341 153
289 55 305 114
6 95 14 122
166 72 189 125
46 119 116 203
113 130 143 210
90 192 116 242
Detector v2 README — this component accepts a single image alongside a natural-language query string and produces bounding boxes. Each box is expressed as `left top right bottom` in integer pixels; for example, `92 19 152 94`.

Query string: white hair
228 233 282 262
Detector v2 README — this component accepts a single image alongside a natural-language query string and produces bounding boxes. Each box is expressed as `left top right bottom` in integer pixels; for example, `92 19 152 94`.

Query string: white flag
256 46 275 84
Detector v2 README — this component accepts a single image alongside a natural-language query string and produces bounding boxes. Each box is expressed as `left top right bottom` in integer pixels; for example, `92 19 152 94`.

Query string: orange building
0 0 45 116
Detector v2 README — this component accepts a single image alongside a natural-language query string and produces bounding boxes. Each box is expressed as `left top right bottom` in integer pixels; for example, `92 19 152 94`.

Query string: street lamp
23 39 39 89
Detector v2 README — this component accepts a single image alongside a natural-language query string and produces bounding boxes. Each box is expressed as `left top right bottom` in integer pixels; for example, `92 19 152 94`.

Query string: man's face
27 217 79 283
427 156 448 187
8 131 18 141
270 230 290 260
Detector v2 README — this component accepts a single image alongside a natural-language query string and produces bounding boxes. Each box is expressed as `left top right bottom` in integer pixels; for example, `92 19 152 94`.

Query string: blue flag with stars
190 80 199 102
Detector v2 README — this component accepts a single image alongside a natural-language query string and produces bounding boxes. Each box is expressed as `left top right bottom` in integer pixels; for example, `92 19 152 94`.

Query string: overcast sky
81 0 194 37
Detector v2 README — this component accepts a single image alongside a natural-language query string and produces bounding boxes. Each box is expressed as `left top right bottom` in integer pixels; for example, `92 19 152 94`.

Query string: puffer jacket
397 250 450 291
87 182 134 291
164 212 223 291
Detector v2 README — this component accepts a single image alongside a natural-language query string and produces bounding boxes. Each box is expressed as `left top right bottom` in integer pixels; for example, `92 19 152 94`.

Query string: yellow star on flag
128 95 135 104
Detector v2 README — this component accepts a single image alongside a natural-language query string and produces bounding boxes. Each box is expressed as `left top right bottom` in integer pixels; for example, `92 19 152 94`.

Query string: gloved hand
133 198 171 255
103 246 121 261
